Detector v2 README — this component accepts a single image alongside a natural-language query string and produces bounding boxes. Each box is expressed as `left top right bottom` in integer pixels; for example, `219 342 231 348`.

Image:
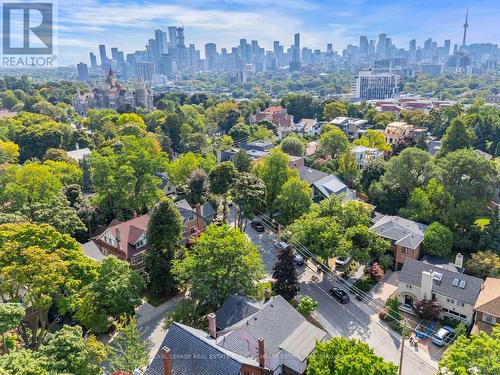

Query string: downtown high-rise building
77 63 89 81
204 43 217 71
89 52 97 69
355 69 399 99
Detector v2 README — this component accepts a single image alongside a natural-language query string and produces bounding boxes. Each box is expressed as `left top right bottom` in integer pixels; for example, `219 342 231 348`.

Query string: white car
293 254 304 266
432 326 454 346
274 241 289 250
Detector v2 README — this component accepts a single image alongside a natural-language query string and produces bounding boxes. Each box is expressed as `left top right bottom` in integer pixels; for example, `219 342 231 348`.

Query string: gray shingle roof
297 166 329 185
224 295 327 359
145 322 259 375
215 295 263 330
399 258 483 305
314 175 348 196
79 241 104 261
370 215 428 249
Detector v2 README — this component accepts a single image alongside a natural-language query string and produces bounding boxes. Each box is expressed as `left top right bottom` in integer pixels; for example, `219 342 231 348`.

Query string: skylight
452 278 459 287
459 280 467 289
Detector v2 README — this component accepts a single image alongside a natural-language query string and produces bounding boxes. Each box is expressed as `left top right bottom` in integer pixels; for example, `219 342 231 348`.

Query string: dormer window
136 237 147 249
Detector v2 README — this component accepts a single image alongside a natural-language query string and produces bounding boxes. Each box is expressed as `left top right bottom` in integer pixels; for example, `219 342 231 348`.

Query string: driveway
244 218 439 375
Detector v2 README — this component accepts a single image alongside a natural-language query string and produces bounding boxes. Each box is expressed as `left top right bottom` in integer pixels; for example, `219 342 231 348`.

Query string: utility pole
399 319 407 375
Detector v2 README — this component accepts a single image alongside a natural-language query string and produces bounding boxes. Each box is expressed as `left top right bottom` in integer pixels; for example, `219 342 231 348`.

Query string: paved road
245 217 438 375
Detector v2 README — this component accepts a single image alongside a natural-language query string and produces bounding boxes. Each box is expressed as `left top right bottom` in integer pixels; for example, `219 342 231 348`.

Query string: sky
52 0 500 65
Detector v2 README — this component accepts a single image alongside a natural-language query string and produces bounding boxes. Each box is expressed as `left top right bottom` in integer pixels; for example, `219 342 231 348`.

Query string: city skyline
57 0 500 65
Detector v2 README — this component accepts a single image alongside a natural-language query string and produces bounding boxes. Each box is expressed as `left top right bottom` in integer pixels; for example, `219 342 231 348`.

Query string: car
251 220 265 232
335 255 352 267
329 287 350 303
274 241 289 250
293 253 304 266
432 326 455 346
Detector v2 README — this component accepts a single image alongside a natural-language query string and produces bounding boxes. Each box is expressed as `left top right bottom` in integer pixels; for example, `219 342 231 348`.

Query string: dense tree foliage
272 246 300 301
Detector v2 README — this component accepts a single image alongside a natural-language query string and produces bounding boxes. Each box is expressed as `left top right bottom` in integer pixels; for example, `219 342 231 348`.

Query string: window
459 280 467 289
131 255 145 265
452 278 459 287
484 314 494 324
401 247 408 254
136 237 147 248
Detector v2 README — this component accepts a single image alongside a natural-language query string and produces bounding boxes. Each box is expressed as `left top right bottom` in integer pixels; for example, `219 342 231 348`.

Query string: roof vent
433 272 443 282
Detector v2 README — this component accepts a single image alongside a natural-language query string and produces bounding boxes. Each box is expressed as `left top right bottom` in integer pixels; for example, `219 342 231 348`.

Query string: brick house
369 215 428 270
92 200 214 273
473 277 500 334
252 106 294 138
383 121 413 145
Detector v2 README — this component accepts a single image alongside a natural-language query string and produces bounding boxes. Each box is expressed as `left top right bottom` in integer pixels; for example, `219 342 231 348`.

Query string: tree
423 222 453 257
297 296 318 316
232 149 251 172
14 122 64 162
281 93 317 120
346 225 390 264
75 256 144 333
255 148 291 214
187 169 208 205
0 140 19 164
280 135 304 156
145 197 184 296
231 173 266 230
91 135 167 219
251 125 274 141
465 251 500 279
228 122 251 143
439 117 475 156
353 129 391 152
381 147 432 197
272 246 300 301
307 337 398 375
323 101 347 121
439 325 500 375
0 348 48 374
0 303 24 352
108 317 149 373
173 224 264 308
337 151 359 188
318 126 349 159
367 262 385 282
276 177 312 225
39 325 107 375
360 158 386 192
166 152 215 187
414 298 441 321
209 161 237 196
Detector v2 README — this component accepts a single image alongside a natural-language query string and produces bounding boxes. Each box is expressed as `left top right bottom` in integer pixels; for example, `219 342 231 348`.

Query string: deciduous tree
272 246 300 301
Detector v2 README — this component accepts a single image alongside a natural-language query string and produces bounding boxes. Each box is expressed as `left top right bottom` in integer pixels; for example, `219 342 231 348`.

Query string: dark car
329 287 350 303
251 220 265 232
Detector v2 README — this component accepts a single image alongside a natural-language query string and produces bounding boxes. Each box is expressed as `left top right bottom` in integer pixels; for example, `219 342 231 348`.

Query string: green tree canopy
280 134 304 156
307 337 398 375
423 222 453 258
173 224 264 308
276 177 312 225
318 126 349 159
272 246 300 301
439 117 475 156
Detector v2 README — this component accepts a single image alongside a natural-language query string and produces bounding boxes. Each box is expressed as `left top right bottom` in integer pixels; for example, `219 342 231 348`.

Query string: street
244 218 439 375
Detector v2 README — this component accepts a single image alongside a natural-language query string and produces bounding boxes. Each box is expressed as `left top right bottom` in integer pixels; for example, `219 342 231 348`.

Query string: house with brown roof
473 277 500 334
252 106 294 138
92 200 215 273
383 121 413 145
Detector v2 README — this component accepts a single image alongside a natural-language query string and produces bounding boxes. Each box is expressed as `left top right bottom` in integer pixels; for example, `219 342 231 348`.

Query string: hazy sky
54 0 500 65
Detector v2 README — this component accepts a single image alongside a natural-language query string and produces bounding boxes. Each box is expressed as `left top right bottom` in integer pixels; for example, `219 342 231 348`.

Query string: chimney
115 228 121 248
258 337 265 367
195 204 203 232
161 347 172 375
75 142 80 150
420 270 433 300
208 313 217 339
454 253 463 269
264 288 271 301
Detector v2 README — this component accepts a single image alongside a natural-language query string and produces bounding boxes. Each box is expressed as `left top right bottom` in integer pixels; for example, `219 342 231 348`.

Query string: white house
350 145 384 167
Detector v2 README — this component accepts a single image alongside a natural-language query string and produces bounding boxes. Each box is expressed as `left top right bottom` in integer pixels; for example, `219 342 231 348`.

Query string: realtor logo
3 2 53 54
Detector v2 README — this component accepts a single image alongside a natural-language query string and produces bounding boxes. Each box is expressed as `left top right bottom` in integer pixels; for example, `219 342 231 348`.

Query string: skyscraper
89 52 97 69
204 43 217 71
98 44 107 65
168 26 177 48
294 32 301 61
359 36 369 56
111 47 119 61
462 9 469 46
77 63 89 81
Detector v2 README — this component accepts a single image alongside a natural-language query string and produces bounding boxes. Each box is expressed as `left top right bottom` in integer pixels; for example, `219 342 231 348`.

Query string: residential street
244 219 439 375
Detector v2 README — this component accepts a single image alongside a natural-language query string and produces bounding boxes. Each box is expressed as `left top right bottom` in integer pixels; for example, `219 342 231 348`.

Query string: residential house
146 295 328 375
293 118 319 136
473 277 500 334
350 145 384 167
369 215 428 270
329 117 368 139
154 172 177 197
383 121 413 145
252 106 294 138
79 241 105 262
92 201 214 272
297 166 356 202
398 258 483 323
66 147 91 162
428 138 441 156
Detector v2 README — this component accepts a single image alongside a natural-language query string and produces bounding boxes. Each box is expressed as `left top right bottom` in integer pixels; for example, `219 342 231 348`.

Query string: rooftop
474 277 500 316
370 215 428 249
400 258 483 305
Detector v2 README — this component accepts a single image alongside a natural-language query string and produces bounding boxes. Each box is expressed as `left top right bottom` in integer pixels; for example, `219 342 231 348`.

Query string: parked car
329 287 350 303
294 253 304 266
335 255 352 267
432 326 454 346
274 241 289 250
251 220 265 232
